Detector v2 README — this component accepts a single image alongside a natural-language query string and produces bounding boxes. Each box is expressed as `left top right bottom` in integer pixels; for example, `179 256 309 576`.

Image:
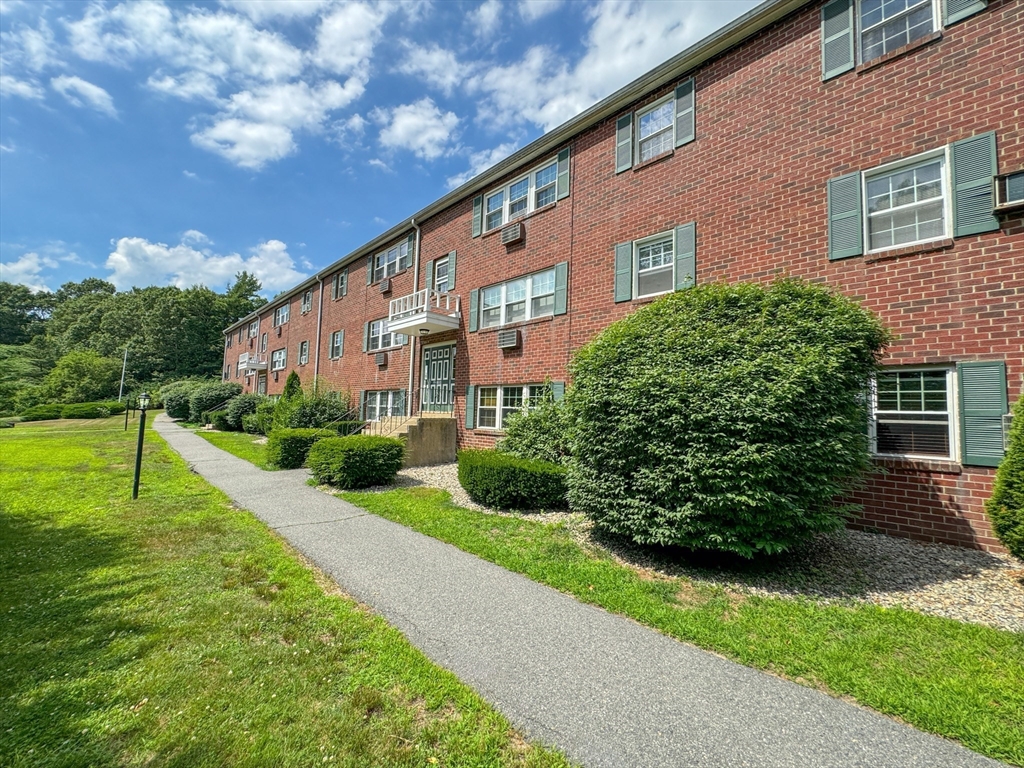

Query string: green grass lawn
338 487 1024 766
195 429 274 470
0 417 571 768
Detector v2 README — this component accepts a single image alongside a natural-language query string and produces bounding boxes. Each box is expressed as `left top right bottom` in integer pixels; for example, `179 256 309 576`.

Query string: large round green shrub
161 379 205 420
60 402 111 419
226 393 265 430
188 382 242 423
567 280 890 558
986 392 1024 559
19 404 65 422
266 428 329 469
457 449 568 510
307 435 405 489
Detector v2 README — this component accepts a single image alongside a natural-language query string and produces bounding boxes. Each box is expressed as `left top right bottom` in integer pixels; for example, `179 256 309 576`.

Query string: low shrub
307 435 405 489
188 382 242 423
326 420 365 436
99 400 127 415
498 389 570 465
160 379 205 420
288 393 353 429
266 428 329 469
60 403 111 419
241 413 261 434
210 410 232 432
457 449 568 510
19 404 64 422
226 393 264 430
986 392 1024 559
252 400 276 435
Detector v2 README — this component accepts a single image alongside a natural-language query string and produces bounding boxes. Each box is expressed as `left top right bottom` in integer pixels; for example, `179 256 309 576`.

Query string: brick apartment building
223 0 1023 552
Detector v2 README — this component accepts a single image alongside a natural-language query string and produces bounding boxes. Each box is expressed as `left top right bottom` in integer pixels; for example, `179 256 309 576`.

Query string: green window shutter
331 274 339 300
448 251 456 289
827 172 864 260
468 289 479 332
425 259 435 291
362 322 369 353
405 233 415 270
472 195 483 237
551 381 565 402
945 0 987 26
614 242 633 303
674 79 695 147
465 385 476 429
615 113 633 173
674 222 696 291
951 131 999 237
553 261 568 315
556 147 570 200
958 360 1007 467
366 255 373 285
358 390 366 420
821 0 855 81
341 267 348 297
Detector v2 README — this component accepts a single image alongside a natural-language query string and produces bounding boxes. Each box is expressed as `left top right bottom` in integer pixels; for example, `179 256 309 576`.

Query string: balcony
388 289 461 336
237 352 268 372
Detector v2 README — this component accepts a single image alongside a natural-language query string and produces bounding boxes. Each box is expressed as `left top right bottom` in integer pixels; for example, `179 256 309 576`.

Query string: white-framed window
859 0 937 63
476 384 549 430
483 157 559 232
273 304 290 326
364 390 405 421
238 328 244 342
301 289 313 314
271 348 287 370
260 332 268 353
368 319 405 351
480 268 556 329
374 241 411 282
225 335 232 349
634 232 675 298
433 255 450 294
637 95 675 163
298 340 309 365
224 365 231 380
248 320 259 338
864 149 948 252
331 270 348 300
870 367 956 460
329 330 344 359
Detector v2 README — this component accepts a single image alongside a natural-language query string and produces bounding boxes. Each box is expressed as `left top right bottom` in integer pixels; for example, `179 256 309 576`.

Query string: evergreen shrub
287 389 353 429
60 403 111 419
457 449 568 510
252 400 276 435
226 393 264 430
986 392 1024 559
267 428 328 469
307 435 405 489
210 410 232 431
326 421 365 436
241 414 261 434
161 380 205 420
99 401 127 415
188 382 242 423
19 404 65 422
567 279 890 558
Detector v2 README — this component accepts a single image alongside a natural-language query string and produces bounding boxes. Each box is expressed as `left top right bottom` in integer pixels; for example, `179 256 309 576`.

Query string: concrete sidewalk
154 415 1003 768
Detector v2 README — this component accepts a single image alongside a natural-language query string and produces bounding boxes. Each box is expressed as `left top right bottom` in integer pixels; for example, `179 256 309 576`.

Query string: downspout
408 218 421 417
313 275 324 393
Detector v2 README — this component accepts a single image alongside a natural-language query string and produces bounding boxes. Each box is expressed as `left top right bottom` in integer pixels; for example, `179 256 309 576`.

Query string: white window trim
476 384 549 431
480 268 556 329
856 0 939 65
633 230 676 299
869 366 958 461
635 92 675 163
298 340 309 365
273 304 290 326
433 255 450 294
364 390 405 421
329 330 343 359
482 156 559 233
862 146 950 254
374 242 411 283
248 320 259 338
270 348 287 371
301 290 313 314
260 333 268 353
368 318 405 351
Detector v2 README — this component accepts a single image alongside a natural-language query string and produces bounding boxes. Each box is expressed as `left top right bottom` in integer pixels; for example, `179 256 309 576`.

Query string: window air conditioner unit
276 326 282 336
379 277 391 294
375 352 388 367
497 329 520 349
994 171 1024 212
500 222 524 245
273 371 279 382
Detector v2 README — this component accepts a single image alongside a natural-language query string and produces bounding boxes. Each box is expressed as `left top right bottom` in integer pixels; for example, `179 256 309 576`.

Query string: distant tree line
0 273 265 415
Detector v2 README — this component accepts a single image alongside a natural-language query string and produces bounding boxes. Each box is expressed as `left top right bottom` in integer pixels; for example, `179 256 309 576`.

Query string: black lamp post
131 392 150 500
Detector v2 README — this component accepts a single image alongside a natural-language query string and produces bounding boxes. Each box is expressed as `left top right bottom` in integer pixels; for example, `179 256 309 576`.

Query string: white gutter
313 275 325 393
407 218 421 417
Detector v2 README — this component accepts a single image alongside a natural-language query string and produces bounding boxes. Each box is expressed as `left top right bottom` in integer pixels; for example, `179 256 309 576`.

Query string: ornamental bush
19 404 64 422
266 428 329 469
226 393 265 431
326 420 365 436
498 390 571 465
60 402 111 419
99 400 127 415
188 382 242 423
287 389 353 429
251 400 276 435
307 435 405 489
986 392 1024 559
241 414 261 434
161 379 206 420
210 410 232 432
567 279 890 558
457 449 568 510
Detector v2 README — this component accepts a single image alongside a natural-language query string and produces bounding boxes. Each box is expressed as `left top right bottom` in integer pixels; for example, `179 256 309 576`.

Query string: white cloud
218 0 330 22
368 158 392 172
0 74 44 100
395 41 465 96
446 141 518 189
0 252 58 292
471 0 503 39
182 169 197 178
0 142 14 152
1 18 58 72
104 235 306 291
51 75 118 117
191 118 295 169
181 229 210 244
312 2 390 76
147 71 220 102
373 98 459 160
177 10 304 82
519 0 563 22
66 1 179 65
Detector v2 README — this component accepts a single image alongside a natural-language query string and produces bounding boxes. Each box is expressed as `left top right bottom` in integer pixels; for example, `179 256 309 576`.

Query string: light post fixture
131 392 150 500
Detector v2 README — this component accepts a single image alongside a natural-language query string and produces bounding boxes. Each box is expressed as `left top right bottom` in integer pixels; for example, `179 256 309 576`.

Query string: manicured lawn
0 418 571 768
339 487 1024 766
195 429 274 470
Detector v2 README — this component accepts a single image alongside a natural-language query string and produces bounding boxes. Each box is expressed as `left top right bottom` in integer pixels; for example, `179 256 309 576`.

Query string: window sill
478 315 554 334
632 149 674 172
864 237 954 264
481 202 558 239
366 345 405 355
371 267 409 286
872 456 962 475
856 31 942 75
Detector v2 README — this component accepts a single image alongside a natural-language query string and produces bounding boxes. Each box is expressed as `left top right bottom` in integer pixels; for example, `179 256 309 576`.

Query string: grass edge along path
194 429 276 470
337 486 1024 767
0 418 572 768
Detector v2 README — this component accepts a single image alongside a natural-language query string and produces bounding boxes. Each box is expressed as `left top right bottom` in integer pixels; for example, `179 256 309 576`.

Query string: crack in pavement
273 513 369 530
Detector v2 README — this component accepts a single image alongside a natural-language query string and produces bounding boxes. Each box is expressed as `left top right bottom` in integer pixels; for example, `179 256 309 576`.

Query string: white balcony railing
388 289 461 335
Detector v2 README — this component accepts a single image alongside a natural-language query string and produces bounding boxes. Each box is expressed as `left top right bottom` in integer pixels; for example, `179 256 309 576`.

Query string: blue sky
1 0 760 296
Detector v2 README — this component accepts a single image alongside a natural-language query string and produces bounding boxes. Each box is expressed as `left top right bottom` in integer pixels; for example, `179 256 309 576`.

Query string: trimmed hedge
266 428 329 469
457 449 568 510
251 401 276 435
19 404 64 422
99 401 127 415
986 392 1024 559
161 379 205 420
327 420 365 436
241 413 261 434
210 410 232 432
307 435 405 489
188 382 242 423
61 403 111 419
226 393 264 430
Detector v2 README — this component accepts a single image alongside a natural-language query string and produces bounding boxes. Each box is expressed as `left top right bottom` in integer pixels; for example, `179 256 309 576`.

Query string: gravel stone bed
373 463 1024 634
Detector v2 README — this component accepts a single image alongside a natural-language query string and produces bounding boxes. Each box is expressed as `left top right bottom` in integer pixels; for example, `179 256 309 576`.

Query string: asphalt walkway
154 415 1004 768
